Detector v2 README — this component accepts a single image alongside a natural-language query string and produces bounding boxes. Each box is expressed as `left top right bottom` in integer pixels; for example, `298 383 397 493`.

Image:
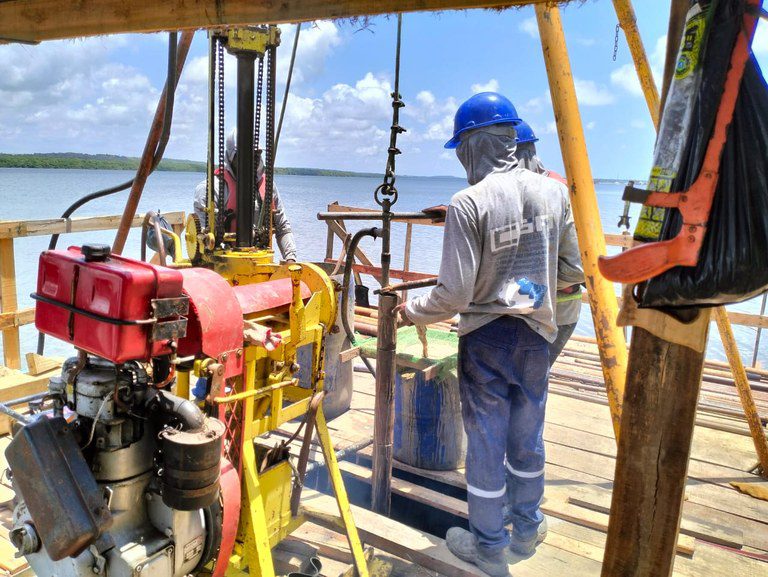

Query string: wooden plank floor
0 337 766 575
280 338 768 576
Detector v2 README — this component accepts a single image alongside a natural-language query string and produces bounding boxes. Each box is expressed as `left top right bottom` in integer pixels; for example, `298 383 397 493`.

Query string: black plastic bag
640 2 768 308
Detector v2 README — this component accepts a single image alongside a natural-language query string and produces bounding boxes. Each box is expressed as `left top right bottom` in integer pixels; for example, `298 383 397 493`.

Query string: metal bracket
206 363 226 403
151 319 188 342
151 296 189 319
225 26 281 54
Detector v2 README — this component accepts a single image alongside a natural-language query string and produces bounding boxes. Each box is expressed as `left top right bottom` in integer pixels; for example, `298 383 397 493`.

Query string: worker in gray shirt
514 120 583 365
193 128 297 261
398 93 583 577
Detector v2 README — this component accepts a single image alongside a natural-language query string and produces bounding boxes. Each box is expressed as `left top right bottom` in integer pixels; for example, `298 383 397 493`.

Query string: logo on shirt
490 214 553 253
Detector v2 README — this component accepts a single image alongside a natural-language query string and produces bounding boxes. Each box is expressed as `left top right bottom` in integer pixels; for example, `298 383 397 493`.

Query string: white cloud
471 79 500 93
277 21 342 87
424 114 455 141
574 78 615 106
519 17 539 40
0 36 168 154
521 91 552 115
585 121 596 130
416 91 436 107
404 91 456 124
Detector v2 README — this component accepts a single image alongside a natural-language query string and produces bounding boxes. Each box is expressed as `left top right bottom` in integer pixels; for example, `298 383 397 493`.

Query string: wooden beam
325 203 443 227
0 307 34 331
325 260 435 283
25 353 63 376
371 292 397 515
0 211 185 239
714 307 768 476
302 491 485 577
601 322 710 577
325 219 383 285
0 239 20 369
0 0 555 43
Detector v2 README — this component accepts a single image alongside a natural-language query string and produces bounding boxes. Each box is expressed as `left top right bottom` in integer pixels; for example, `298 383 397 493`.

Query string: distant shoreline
0 153 643 183
0 152 386 178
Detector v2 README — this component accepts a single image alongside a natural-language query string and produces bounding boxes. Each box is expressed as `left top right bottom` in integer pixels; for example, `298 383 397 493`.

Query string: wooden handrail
0 211 185 240
324 204 768 334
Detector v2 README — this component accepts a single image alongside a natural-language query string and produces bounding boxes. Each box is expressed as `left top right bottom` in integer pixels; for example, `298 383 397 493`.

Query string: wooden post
602 3 712 574
372 291 397 515
714 307 768 476
535 5 628 439
402 223 413 301
602 321 709 577
0 239 20 369
616 0 768 476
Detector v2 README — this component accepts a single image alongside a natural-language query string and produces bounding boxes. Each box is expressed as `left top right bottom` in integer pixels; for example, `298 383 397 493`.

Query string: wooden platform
272 338 768 576
0 338 766 576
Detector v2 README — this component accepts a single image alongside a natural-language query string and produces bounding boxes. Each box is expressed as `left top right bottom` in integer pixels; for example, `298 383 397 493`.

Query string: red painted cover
35 247 184 363
232 278 311 316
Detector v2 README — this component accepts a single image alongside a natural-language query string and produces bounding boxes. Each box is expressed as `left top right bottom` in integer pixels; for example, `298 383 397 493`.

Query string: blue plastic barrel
394 369 466 470
297 264 354 421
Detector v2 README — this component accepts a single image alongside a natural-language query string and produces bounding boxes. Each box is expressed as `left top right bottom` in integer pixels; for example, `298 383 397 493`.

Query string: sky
0 2 766 179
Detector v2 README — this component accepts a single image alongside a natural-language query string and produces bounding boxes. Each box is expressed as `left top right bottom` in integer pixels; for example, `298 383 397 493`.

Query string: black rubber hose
147 389 206 432
341 227 381 377
38 32 181 355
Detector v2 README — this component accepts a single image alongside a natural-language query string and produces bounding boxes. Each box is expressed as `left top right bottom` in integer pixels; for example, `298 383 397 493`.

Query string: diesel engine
6 244 226 577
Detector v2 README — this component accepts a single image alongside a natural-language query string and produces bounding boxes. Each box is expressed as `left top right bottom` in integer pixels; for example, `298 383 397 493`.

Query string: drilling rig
4 26 369 577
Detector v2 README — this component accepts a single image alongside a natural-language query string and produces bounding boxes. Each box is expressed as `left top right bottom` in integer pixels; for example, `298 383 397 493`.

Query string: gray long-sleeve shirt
193 175 297 261
405 168 582 342
515 141 583 326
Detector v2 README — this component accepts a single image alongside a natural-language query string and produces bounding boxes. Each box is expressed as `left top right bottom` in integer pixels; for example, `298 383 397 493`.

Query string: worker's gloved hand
393 302 414 327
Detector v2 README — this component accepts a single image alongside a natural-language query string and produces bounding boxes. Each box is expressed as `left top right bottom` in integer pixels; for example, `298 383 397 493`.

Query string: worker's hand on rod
393 302 414 327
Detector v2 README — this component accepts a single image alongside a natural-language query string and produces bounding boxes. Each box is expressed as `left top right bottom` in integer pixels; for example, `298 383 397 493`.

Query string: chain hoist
374 14 405 287
252 54 264 242
613 23 621 62
205 27 280 250
260 44 278 248
374 14 406 210
216 36 227 241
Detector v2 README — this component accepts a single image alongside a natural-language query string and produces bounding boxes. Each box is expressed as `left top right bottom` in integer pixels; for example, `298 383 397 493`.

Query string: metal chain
374 14 405 208
613 23 621 62
216 38 226 239
253 55 264 240
263 44 277 245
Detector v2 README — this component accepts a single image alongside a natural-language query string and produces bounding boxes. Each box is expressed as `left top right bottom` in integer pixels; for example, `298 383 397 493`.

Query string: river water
1 167 765 367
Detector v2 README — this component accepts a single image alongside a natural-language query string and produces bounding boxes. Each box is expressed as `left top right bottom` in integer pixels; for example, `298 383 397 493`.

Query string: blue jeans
458 316 549 553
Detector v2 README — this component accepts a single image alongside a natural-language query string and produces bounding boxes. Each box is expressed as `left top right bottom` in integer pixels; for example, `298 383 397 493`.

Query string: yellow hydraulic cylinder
612 0 661 131
535 5 628 440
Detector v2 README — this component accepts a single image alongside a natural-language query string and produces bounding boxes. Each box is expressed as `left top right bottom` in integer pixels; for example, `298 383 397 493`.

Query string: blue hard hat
444 92 521 149
515 120 539 144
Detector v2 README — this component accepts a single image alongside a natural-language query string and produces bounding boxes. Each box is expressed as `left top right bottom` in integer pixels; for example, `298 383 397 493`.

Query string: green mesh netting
357 327 459 379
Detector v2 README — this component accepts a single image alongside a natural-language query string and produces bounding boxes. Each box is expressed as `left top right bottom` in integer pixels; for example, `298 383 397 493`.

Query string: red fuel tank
34 245 187 363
